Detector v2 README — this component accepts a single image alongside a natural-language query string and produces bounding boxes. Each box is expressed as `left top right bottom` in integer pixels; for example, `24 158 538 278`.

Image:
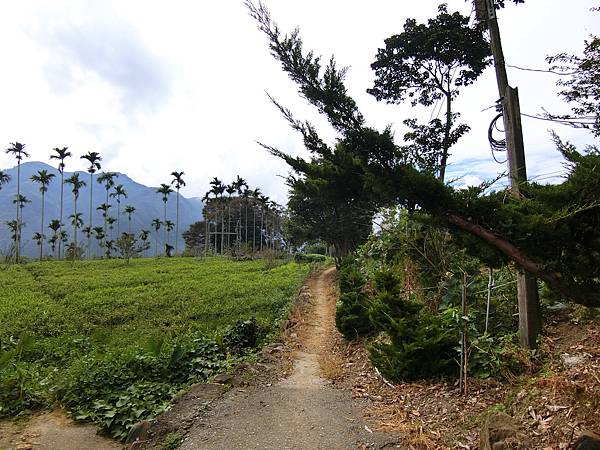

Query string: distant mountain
0 161 203 258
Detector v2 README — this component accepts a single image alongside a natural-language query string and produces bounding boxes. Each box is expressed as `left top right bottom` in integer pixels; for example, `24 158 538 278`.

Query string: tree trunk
40 191 45 261
220 202 225 255
15 161 20 263
438 90 451 183
59 171 64 260
446 213 598 307
204 210 209 256
175 190 180 255
89 173 93 259
163 201 167 253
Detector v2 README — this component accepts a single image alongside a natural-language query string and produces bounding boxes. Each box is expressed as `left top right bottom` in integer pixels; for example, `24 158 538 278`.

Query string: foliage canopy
248 0 600 307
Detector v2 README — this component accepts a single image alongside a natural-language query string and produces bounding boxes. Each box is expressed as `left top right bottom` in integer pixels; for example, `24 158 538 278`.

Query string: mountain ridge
0 161 203 258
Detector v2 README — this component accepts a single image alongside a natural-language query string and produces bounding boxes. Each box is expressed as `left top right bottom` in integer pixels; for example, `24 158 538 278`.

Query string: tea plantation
0 257 311 439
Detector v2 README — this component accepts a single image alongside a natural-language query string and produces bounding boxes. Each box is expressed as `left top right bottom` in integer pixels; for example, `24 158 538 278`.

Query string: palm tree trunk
260 207 264 252
73 199 78 252
227 203 231 253
214 220 218 254
220 204 225 255
252 205 256 254
175 189 180 255
15 161 21 263
40 191 45 261
89 173 93 258
116 200 120 237
59 171 64 260
204 212 209 256
163 201 167 253
104 189 109 243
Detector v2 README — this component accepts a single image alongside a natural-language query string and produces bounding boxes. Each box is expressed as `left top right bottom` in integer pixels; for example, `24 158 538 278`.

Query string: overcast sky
0 1 597 203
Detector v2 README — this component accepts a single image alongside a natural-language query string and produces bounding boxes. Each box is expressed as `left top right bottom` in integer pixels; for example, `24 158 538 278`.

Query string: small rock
15 444 33 450
258 353 278 364
213 373 234 385
480 413 528 450
125 420 152 444
561 353 586 368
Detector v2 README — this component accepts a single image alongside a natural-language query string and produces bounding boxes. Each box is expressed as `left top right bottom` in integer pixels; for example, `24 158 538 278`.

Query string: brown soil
4 267 596 450
173 267 400 450
323 309 600 449
0 409 121 450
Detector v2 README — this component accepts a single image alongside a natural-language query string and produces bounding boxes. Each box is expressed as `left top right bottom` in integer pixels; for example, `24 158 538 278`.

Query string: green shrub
468 333 535 380
335 292 372 339
0 335 47 417
222 317 265 352
56 335 231 440
368 298 457 381
338 261 366 294
159 432 184 450
294 253 326 263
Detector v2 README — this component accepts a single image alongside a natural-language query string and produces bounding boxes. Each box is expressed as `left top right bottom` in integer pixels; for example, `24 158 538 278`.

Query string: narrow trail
181 267 383 450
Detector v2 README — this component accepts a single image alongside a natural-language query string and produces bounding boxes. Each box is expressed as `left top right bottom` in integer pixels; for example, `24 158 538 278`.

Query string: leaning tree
246 0 600 310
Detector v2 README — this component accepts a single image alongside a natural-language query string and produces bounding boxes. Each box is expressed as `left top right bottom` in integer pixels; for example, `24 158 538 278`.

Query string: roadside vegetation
0 257 312 439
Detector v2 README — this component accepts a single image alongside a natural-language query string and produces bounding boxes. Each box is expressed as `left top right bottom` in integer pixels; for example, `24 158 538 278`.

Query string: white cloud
0 0 597 204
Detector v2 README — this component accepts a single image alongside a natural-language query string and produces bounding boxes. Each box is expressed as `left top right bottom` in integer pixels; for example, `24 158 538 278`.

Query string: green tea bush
294 253 326 263
223 317 265 352
0 258 311 438
57 336 231 440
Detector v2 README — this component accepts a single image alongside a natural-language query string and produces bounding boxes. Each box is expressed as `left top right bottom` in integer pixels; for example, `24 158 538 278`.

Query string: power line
521 112 596 126
506 63 577 76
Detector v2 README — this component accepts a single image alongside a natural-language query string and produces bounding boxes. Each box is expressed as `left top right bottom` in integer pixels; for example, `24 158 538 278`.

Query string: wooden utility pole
475 0 541 349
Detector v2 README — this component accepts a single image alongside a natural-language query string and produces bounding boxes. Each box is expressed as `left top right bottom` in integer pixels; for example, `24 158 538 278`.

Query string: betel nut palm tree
0 170 10 190
81 151 102 258
209 177 226 254
30 169 56 260
50 146 71 259
64 173 86 258
48 219 61 258
170 171 185 255
151 218 162 256
110 184 127 236
124 205 136 234
156 183 173 253
5 142 30 263
97 171 118 242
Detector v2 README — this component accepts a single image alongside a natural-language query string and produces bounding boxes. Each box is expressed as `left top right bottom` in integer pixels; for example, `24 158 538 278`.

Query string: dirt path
0 410 121 450
180 267 391 450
